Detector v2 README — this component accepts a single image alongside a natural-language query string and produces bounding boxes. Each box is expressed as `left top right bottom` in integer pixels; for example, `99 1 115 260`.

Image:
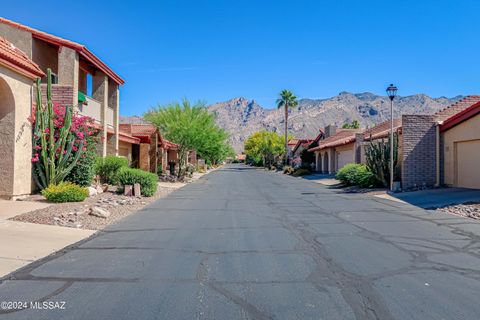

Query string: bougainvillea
31 69 97 189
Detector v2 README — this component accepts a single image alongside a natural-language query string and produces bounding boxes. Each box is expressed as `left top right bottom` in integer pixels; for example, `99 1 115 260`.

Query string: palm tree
276 89 298 165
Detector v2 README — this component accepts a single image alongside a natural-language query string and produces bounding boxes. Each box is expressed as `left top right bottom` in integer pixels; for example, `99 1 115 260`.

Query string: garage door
336 149 354 171
456 140 480 189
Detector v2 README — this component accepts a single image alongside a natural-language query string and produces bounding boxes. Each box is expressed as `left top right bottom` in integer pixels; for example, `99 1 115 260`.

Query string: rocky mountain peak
209 93 461 152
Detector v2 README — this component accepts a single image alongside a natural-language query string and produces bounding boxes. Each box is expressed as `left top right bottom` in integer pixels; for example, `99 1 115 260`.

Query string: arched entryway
315 152 321 172
323 151 329 173
0 76 15 197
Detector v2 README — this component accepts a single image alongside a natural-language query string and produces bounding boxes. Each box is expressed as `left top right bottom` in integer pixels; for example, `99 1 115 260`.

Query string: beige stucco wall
0 65 34 198
443 114 480 187
139 143 150 171
118 141 133 164
0 23 32 57
32 38 58 81
335 144 355 171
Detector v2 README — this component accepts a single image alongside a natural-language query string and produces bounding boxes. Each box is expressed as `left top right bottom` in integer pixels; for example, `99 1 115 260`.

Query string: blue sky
2 0 479 114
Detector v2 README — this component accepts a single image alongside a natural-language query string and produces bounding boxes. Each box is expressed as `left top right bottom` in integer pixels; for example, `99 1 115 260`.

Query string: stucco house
0 17 132 158
309 126 362 173
286 138 299 164
0 36 44 198
356 118 403 166
119 124 181 174
0 17 136 198
400 96 480 190
290 130 325 168
439 100 480 189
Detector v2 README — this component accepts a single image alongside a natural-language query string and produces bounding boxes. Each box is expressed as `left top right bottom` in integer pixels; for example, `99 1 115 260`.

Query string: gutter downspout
435 121 443 187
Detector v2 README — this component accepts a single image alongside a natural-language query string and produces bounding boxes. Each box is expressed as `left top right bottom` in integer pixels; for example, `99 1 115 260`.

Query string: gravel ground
10 184 182 230
436 202 480 220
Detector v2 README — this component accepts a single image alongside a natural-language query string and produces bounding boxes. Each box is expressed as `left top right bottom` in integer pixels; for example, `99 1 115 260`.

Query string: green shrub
41 182 89 203
118 168 158 197
95 156 128 184
336 163 378 188
65 136 97 187
292 168 311 177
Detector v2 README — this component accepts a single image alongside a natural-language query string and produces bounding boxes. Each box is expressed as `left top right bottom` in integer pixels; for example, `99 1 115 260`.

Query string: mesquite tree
32 69 91 189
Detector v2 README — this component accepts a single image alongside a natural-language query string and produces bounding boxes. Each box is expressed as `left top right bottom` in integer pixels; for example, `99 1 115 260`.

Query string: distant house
236 154 247 162
119 124 181 174
286 139 299 164
309 125 362 173
339 96 480 190
290 130 325 168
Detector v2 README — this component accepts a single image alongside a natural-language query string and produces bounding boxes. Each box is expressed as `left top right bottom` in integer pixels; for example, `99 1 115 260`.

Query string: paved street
1 164 480 319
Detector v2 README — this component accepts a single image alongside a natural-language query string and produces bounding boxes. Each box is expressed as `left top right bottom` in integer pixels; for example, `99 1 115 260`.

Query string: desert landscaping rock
89 207 110 219
437 203 480 220
87 187 98 197
7 172 214 231
10 186 175 230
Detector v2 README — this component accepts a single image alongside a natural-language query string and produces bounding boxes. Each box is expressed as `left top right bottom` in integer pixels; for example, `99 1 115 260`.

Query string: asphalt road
1 164 480 319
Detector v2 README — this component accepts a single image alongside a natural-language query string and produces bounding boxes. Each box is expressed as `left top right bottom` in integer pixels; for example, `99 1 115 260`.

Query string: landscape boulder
89 206 111 219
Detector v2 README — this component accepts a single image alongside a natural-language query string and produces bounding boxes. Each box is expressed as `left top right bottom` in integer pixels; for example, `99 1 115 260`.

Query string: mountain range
208 93 461 152
121 92 461 153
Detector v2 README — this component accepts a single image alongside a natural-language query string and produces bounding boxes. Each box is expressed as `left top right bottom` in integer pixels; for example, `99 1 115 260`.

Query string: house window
86 73 93 96
49 72 59 84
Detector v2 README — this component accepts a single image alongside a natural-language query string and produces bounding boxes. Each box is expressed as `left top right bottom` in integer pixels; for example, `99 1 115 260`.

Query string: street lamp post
386 84 398 192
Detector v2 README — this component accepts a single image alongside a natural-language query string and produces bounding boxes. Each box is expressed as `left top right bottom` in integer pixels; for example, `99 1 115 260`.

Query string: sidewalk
0 200 94 278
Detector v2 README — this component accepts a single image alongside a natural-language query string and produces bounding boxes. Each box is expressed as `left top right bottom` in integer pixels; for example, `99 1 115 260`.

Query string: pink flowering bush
31 69 97 189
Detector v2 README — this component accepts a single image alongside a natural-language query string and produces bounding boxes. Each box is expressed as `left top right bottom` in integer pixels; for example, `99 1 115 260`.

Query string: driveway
388 187 480 209
1 164 480 319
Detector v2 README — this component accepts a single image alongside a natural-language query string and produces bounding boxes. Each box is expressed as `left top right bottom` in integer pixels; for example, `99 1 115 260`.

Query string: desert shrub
65 136 98 187
292 168 311 177
365 133 400 187
283 166 294 174
336 163 378 187
118 167 158 197
41 182 89 203
95 156 128 184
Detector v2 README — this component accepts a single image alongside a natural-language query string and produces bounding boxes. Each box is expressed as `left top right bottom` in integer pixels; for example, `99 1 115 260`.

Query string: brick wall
401 115 437 190
36 84 74 106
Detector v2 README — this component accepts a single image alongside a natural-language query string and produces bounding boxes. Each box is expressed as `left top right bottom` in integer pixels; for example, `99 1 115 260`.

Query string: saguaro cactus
32 68 85 189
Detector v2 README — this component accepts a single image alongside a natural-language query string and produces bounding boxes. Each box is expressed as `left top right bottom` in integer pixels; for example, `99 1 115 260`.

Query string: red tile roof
89 122 140 144
162 139 179 150
435 96 480 122
0 36 44 79
119 124 163 144
440 100 480 132
363 118 402 141
288 139 299 146
236 154 246 161
0 17 124 85
308 129 362 152
119 124 158 136
292 139 314 154
118 131 141 144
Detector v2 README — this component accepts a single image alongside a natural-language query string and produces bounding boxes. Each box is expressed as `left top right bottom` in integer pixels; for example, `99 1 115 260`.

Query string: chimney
324 125 337 138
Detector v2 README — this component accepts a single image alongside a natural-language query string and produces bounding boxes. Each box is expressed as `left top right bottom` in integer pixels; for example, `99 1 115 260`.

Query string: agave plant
32 69 87 189
365 133 400 187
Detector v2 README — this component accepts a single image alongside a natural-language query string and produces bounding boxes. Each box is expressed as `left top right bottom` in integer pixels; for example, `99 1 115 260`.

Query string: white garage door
337 149 354 171
456 140 480 189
